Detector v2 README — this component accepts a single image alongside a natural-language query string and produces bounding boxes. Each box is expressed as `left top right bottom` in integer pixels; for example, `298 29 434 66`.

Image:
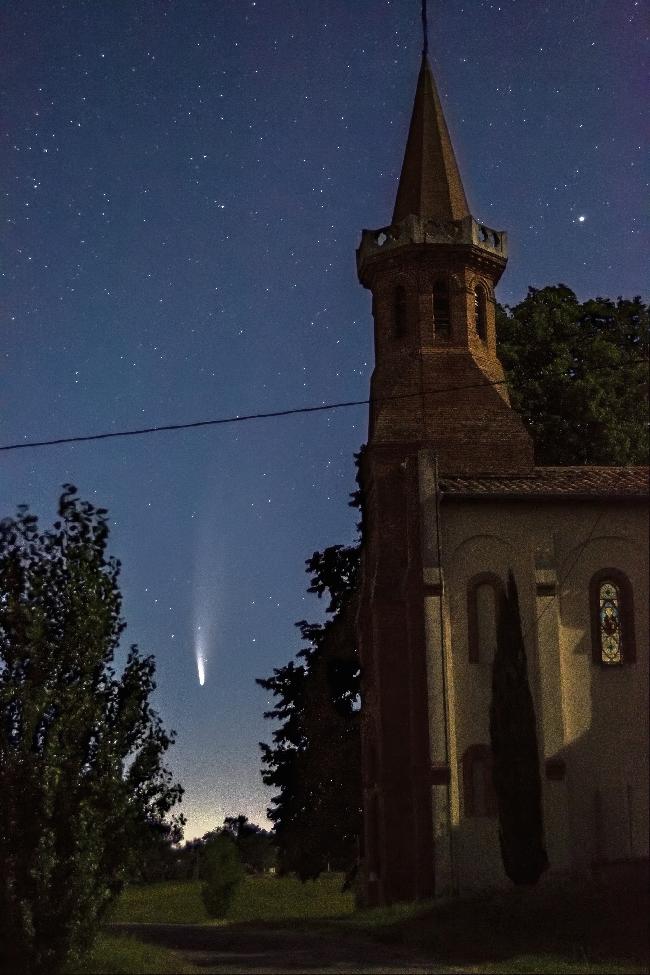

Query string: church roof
392 55 470 224
439 467 649 500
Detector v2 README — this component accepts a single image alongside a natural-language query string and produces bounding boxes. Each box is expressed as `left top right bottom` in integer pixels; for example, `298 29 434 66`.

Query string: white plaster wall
431 498 649 891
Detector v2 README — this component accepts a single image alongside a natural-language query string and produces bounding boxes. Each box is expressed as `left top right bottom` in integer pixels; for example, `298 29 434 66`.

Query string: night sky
3 1 648 840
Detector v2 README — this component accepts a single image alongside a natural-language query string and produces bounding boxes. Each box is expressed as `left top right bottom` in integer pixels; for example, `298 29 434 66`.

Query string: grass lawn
460 957 646 974
347 872 648 973
73 870 647 974
108 879 210 925
109 870 354 925
64 933 201 974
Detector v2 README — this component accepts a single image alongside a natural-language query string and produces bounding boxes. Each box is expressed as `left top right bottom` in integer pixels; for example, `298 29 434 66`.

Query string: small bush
200 834 244 918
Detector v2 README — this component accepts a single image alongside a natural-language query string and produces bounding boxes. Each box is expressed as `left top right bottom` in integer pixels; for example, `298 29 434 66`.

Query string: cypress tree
489 571 548 885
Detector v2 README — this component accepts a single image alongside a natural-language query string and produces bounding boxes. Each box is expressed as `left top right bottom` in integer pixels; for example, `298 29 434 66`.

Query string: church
355 46 649 904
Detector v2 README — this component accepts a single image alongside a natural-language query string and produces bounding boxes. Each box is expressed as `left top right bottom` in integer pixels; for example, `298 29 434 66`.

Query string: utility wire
1 375 512 453
5 357 646 455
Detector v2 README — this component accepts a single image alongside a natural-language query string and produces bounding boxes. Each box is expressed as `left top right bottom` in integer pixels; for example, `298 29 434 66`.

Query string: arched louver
394 285 407 338
474 285 488 341
433 278 450 339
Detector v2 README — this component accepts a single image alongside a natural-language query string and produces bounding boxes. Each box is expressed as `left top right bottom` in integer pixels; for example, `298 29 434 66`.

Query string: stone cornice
357 214 507 281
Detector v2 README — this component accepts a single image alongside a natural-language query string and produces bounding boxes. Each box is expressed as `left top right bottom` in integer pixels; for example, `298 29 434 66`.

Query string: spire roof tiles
392 55 470 225
439 467 650 499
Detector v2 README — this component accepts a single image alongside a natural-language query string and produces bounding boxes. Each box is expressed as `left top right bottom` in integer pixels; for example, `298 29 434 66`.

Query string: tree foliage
201 830 244 917
222 814 276 873
497 285 649 465
257 543 362 881
490 571 548 886
0 487 184 975
200 832 245 918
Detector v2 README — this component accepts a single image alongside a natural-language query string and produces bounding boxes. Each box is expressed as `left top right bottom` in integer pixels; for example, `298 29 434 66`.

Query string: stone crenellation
357 214 507 274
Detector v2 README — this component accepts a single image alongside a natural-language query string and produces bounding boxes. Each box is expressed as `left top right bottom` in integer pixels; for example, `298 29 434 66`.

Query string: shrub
200 834 244 917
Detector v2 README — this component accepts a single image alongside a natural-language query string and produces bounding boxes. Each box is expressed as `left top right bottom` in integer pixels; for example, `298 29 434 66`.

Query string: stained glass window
599 581 622 665
590 569 635 666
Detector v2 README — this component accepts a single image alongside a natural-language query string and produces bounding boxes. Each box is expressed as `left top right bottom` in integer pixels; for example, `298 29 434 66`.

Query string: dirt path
110 921 453 974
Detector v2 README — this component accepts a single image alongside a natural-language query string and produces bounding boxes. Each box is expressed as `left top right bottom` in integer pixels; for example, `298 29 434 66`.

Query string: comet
192 511 222 689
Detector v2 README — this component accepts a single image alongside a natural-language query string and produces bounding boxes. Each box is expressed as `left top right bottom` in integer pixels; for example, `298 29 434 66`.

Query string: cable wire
6 355 646 455
1 375 512 453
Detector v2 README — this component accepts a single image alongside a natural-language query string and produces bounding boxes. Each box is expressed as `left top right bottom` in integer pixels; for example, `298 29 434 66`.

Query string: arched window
590 568 636 666
467 573 504 663
462 744 497 818
394 285 407 337
474 285 488 341
433 278 450 340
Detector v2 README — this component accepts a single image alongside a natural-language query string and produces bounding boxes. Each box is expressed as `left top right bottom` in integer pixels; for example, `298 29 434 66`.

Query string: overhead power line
4 356 646 455
1 376 512 453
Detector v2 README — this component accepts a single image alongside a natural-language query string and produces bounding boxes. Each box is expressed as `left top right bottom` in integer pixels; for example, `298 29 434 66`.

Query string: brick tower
356 51 534 905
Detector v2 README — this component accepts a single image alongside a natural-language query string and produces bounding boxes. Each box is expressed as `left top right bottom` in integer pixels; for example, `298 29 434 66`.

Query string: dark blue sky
3 0 648 839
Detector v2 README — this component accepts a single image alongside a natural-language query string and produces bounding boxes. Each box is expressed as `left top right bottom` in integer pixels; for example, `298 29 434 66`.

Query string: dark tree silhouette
0 487 184 975
222 814 276 872
490 571 548 885
257 544 362 880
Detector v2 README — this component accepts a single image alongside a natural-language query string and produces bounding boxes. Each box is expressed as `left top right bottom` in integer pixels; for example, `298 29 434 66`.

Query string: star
2 0 644 847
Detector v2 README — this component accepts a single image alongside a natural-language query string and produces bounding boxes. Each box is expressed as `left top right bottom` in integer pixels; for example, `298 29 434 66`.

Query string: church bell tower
356 53 533 473
357 32 533 906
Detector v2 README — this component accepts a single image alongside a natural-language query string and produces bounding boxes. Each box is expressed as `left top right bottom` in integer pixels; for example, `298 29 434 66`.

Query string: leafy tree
200 832 244 918
222 814 276 873
126 819 185 883
257 544 362 881
170 835 207 881
490 571 548 885
304 544 361 615
497 285 649 465
0 487 184 975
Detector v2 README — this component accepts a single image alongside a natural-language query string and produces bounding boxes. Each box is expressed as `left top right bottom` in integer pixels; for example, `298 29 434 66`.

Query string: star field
2 0 648 839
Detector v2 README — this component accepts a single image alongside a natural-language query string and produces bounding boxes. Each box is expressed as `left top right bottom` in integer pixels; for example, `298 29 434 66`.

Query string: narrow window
394 285 407 337
433 278 450 340
590 569 635 665
462 745 497 818
467 573 503 663
475 285 488 341
599 582 622 664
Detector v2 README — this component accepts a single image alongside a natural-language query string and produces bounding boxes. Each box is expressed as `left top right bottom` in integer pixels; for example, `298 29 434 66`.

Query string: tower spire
355 3 533 907
392 35 470 224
